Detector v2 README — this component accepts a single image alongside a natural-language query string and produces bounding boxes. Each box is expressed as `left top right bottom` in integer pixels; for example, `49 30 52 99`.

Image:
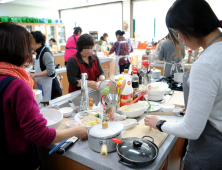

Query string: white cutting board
167 91 184 107
123 116 177 147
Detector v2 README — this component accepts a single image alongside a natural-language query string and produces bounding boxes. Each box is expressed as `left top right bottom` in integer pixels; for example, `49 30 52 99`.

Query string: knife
169 90 174 95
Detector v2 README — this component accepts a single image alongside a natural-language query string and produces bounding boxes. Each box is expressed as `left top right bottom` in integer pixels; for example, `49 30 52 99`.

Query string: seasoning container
88 98 94 110
131 70 139 99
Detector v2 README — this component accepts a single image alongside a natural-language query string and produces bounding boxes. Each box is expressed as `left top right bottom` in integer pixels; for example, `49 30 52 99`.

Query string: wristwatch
156 120 166 132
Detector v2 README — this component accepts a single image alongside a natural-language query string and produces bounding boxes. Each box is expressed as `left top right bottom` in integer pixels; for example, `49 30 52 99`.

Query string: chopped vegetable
149 126 152 131
146 100 151 113
119 108 135 112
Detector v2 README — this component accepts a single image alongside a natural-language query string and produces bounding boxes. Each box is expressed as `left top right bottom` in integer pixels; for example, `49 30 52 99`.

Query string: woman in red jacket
64 27 82 65
0 22 88 170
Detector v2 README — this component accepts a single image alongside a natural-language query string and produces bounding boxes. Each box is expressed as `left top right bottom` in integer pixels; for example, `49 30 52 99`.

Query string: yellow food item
119 107 135 112
149 126 152 131
81 117 101 127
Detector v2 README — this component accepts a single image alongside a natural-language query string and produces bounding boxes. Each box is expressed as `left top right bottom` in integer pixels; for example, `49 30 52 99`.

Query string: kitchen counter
53 53 65 57
151 62 192 70
40 90 184 170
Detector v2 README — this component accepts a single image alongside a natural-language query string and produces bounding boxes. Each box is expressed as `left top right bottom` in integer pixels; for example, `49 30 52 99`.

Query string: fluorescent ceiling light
0 0 15 3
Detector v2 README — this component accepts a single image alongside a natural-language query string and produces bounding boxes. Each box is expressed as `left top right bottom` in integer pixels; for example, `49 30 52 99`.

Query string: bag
51 77 62 99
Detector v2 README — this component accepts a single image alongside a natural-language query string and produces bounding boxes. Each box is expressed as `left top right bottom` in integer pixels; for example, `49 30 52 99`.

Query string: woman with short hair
97 33 108 46
0 22 88 170
67 34 105 93
64 26 82 65
145 0 222 169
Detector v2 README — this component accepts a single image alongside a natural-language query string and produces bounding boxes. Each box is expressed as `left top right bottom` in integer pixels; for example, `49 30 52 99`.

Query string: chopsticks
49 138 68 155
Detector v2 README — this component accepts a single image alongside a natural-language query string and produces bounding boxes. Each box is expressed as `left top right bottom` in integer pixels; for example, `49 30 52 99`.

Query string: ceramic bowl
80 117 102 130
146 82 169 96
118 103 145 118
165 88 171 95
160 103 175 112
66 120 80 128
58 107 73 117
40 109 63 129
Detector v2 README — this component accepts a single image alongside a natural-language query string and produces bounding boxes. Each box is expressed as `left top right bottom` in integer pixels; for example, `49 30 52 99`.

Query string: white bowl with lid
160 103 175 112
58 107 73 117
151 69 161 79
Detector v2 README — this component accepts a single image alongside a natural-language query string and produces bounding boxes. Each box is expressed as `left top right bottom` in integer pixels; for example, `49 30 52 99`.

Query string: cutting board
123 116 177 147
57 117 73 130
147 112 175 116
167 91 184 107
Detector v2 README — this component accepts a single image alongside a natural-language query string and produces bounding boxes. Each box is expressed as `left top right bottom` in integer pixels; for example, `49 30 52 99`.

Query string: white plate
117 119 137 130
145 101 160 112
74 113 83 124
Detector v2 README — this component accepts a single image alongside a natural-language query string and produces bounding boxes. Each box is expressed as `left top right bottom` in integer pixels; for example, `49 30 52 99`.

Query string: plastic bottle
131 70 139 98
88 98 93 110
121 69 133 103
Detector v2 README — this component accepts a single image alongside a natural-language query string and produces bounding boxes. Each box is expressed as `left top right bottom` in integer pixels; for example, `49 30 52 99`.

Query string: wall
122 0 131 39
0 4 59 19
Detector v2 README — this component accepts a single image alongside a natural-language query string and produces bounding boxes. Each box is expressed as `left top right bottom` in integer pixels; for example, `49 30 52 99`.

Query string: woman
158 33 185 77
97 33 108 46
30 31 62 104
108 30 134 75
64 27 82 65
67 34 105 93
0 22 88 169
145 0 222 169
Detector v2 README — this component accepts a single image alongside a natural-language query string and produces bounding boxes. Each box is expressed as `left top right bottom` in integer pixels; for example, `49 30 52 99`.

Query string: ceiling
4 0 124 10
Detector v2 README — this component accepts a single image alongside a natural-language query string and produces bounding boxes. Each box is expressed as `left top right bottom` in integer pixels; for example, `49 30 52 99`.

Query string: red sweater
0 76 56 155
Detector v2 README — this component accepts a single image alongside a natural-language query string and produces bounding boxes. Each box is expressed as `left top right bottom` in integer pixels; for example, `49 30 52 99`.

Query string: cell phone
56 136 78 155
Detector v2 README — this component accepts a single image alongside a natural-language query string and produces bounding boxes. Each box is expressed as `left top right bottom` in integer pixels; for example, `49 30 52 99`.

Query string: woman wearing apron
108 30 134 75
30 31 62 104
158 34 185 77
67 34 105 93
0 22 88 170
145 0 222 169
64 27 82 65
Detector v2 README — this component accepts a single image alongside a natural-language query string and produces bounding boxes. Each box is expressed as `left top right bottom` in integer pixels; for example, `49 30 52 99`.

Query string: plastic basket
0 16 9 22
120 91 146 107
138 42 147 49
21 17 28 23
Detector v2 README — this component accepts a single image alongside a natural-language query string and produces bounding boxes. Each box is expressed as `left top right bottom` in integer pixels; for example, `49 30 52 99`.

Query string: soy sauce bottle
131 70 139 99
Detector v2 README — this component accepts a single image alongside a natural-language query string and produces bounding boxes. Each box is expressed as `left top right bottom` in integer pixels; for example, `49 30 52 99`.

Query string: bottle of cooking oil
121 69 133 103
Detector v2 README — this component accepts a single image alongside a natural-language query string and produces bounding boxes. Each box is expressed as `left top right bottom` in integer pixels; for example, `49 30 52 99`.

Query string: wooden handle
100 144 108 158
147 112 175 116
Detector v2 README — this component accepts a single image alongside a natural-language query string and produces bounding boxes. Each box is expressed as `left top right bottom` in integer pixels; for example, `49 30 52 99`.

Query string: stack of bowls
146 82 168 101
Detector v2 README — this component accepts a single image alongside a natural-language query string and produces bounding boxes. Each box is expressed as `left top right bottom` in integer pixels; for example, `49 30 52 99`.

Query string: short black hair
31 31 46 46
115 30 125 36
73 27 82 35
77 34 95 52
50 38 56 43
166 0 220 51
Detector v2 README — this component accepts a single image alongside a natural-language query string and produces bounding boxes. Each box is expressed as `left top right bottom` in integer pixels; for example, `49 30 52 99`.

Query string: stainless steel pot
33 89 42 104
88 122 123 158
174 73 184 83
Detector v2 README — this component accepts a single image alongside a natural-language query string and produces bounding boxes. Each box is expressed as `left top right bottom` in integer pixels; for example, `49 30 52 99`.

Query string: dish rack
120 91 146 107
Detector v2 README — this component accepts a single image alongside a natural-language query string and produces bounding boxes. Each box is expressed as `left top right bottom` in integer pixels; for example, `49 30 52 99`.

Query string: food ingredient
119 107 135 112
101 87 110 95
131 70 139 99
81 117 101 127
69 123 78 127
150 84 159 90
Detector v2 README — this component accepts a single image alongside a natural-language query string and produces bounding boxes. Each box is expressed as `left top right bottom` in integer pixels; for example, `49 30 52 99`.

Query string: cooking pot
174 73 183 83
114 136 159 167
33 89 42 104
88 121 123 158
151 69 161 79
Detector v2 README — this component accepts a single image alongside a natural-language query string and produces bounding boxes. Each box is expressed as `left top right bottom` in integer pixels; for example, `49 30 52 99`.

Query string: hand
72 125 88 139
88 81 99 90
30 73 36 79
144 116 160 129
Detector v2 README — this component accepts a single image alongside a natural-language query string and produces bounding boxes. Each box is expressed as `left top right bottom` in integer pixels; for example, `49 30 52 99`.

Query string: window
60 2 122 43
133 0 175 42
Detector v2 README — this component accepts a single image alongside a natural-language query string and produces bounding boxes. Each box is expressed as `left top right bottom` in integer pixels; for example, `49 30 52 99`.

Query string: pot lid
117 137 158 162
89 122 123 139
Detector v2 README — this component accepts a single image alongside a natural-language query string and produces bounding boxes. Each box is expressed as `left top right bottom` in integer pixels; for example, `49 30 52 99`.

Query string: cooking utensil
49 138 68 155
99 79 117 95
103 93 119 107
88 121 123 157
174 73 183 83
116 136 159 167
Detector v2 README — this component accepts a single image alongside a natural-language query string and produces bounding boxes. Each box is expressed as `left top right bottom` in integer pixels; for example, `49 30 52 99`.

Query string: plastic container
21 17 28 23
55 19 59 23
120 91 146 107
121 69 133 103
29 17 35 23
59 19 62 23
131 70 139 98
9 17 18 22
48 19 52 23
40 18 48 23
0 16 9 22
34 18 39 23
88 98 93 110
51 19 56 23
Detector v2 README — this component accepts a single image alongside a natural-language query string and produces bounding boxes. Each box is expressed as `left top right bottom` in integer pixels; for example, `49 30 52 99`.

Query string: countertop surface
45 92 184 170
151 62 192 69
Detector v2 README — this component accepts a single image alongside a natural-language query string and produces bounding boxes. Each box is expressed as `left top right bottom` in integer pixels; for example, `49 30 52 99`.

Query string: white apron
115 40 131 75
35 46 60 102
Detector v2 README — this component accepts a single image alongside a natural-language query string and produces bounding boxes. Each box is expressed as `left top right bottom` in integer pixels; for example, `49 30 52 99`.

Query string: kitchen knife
169 90 174 95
